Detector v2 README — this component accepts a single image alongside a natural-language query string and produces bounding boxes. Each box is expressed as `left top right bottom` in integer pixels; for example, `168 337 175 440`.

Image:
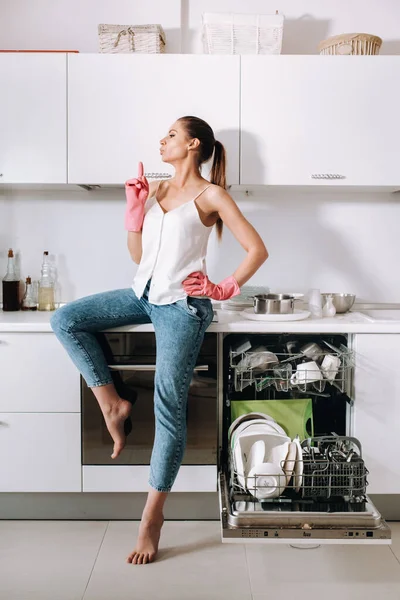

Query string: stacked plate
220 285 270 311
229 412 304 499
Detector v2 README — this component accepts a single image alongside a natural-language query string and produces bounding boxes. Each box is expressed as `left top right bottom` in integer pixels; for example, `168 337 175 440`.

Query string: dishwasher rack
229 436 368 502
229 340 354 395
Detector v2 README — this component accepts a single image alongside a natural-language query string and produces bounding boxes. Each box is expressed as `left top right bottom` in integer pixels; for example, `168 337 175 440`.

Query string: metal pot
253 293 298 314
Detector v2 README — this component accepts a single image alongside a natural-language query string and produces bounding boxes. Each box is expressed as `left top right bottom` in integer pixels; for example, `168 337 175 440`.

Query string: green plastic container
230 399 314 441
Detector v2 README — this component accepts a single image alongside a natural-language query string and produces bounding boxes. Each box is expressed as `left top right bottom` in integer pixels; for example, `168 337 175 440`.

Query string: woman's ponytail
209 140 227 241
178 117 228 242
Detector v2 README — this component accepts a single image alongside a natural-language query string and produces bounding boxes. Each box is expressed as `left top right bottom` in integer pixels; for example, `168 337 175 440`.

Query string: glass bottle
21 276 38 311
38 251 55 311
2 248 20 311
322 294 336 318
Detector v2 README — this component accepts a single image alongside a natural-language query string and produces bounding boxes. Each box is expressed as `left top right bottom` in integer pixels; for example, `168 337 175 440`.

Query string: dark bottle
2 248 20 312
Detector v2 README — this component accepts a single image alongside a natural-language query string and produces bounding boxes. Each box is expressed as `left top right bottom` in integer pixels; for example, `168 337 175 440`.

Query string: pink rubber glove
182 271 240 301
124 161 150 232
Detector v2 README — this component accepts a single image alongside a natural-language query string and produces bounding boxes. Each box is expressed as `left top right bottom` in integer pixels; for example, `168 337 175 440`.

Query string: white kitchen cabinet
68 54 240 185
0 333 80 412
0 413 81 492
0 53 67 184
241 56 400 186
353 334 400 494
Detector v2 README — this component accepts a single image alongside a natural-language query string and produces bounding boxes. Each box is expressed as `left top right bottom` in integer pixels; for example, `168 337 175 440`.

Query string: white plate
228 412 281 440
230 419 288 448
240 308 311 322
293 436 304 493
282 441 297 485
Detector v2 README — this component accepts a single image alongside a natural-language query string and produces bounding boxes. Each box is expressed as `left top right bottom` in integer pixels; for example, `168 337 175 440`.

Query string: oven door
82 332 218 492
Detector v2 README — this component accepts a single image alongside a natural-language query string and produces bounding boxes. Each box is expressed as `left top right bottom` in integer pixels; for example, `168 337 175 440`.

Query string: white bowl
246 462 287 499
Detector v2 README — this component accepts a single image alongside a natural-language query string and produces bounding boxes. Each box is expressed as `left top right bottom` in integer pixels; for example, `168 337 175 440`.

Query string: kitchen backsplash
1 188 399 303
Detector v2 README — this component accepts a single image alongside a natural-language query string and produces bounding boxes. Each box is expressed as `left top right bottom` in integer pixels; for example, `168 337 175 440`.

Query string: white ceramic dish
228 412 278 439
293 436 304 493
229 417 287 446
247 462 287 499
233 433 290 488
231 422 289 452
282 441 297 485
241 308 311 322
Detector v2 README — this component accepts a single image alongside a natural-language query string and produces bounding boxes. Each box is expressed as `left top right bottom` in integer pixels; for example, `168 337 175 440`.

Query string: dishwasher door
218 470 391 545
217 332 391 545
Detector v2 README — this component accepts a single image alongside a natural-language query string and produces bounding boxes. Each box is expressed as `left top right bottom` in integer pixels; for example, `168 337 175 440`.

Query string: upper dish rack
229 340 354 395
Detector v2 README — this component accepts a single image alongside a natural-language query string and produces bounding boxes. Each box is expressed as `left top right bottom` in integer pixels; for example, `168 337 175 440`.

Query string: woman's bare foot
126 516 164 565
101 398 132 459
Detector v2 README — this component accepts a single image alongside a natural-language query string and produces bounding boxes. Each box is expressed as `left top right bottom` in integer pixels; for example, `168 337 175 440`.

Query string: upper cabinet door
0 54 67 184
241 56 400 186
68 55 240 185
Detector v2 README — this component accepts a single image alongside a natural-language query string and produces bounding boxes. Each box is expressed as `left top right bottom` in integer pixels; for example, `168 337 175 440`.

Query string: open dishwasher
218 332 391 545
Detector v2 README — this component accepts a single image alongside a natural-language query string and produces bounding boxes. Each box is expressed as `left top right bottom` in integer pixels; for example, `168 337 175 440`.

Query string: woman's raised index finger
138 162 144 178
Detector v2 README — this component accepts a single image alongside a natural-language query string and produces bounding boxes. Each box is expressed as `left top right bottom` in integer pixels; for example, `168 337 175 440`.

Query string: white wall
2 188 400 303
1 0 400 54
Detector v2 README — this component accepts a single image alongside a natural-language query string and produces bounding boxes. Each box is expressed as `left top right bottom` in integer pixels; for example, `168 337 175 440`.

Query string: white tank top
132 182 214 305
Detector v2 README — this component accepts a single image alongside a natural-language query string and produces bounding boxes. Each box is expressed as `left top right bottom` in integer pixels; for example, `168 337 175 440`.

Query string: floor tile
390 521 400 563
246 541 400 600
0 520 107 600
83 521 252 600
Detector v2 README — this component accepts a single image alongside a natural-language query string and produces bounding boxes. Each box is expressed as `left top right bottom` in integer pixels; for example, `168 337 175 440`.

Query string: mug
291 360 323 386
321 354 341 382
300 342 324 362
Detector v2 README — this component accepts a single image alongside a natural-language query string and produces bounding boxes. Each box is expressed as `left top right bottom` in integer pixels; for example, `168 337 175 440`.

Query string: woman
50 115 268 565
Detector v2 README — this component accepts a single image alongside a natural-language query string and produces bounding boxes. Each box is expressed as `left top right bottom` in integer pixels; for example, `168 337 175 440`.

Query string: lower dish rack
230 436 368 502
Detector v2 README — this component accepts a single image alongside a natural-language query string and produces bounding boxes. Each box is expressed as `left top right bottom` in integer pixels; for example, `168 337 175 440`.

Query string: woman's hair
178 116 226 241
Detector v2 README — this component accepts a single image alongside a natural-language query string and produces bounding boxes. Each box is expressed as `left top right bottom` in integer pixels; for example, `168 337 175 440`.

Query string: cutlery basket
301 436 368 500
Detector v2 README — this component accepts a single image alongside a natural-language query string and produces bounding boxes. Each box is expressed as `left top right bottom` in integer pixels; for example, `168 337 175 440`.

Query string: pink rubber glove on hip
124 162 150 232
182 271 240 301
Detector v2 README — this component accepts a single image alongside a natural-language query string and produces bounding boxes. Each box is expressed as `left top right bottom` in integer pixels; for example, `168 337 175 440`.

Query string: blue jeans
50 280 214 492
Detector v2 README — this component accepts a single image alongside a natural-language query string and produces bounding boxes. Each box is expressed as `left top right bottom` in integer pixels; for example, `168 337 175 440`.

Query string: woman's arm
210 187 269 286
127 179 160 264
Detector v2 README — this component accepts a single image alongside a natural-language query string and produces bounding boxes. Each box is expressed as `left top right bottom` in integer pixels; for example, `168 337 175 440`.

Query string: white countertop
1 306 400 334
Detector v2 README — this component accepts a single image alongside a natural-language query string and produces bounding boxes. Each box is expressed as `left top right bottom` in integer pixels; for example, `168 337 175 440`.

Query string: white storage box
202 12 284 55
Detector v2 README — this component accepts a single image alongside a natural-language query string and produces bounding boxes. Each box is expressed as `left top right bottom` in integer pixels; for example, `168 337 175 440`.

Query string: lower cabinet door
0 413 81 492
218 471 391 545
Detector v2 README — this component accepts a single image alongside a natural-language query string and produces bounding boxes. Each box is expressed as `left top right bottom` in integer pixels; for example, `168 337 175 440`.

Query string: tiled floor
0 520 399 600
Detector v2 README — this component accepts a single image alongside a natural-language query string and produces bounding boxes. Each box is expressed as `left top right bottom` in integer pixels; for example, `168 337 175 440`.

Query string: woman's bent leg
50 288 151 386
50 287 152 457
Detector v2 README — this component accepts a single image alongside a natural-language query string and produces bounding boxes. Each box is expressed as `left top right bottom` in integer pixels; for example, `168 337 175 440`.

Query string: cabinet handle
108 364 208 371
0 174 3 177
144 172 172 179
311 174 346 180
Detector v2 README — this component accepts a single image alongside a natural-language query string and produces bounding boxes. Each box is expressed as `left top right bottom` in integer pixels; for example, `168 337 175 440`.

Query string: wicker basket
318 33 382 55
202 12 284 55
98 24 166 54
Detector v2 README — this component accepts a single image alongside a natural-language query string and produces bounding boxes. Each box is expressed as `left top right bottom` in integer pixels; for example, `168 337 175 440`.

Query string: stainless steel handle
144 172 172 179
311 174 346 180
108 364 208 372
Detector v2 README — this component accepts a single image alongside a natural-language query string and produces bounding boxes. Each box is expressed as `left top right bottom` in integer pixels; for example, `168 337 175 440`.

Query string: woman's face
159 121 198 164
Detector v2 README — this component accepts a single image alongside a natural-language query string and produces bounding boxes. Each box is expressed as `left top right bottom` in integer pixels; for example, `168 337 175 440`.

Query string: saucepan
253 293 300 315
